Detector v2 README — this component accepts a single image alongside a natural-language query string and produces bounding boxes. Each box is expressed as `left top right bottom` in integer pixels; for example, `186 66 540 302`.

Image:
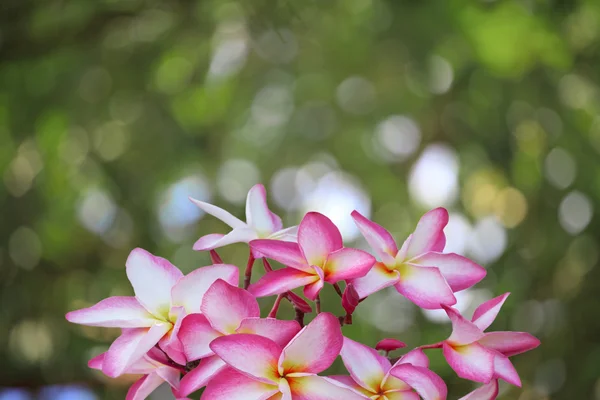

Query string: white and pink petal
394 265 456 309
298 212 343 267
65 296 156 328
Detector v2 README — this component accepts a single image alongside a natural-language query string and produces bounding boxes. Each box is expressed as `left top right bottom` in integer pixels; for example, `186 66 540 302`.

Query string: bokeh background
1 0 600 399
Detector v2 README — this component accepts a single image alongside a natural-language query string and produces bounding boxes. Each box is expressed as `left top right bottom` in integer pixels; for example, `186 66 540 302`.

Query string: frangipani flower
332 338 447 400
249 212 376 300
191 184 297 254
176 279 301 396
458 380 498 400
350 209 486 309
440 293 540 385
203 312 366 400
66 248 238 377
88 348 187 400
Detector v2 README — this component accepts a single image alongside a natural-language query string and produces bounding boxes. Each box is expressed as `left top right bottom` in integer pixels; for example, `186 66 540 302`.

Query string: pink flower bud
342 283 360 315
376 338 407 352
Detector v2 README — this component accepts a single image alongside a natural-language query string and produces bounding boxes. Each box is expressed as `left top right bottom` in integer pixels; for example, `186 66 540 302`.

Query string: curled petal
339 337 390 393
193 229 257 251
443 306 485 346
492 353 521 387
103 323 172 378
478 331 540 357
351 211 398 265
178 355 226 396
442 342 495 384
342 284 360 315
250 240 311 272
178 314 222 361
397 348 429 368
394 265 456 309
202 368 279 400
249 268 319 298
126 373 165 400
126 248 183 319
171 264 239 314
189 197 246 229
410 252 486 292
158 306 186 365
279 312 342 375
286 291 313 313
246 183 283 234
406 208 448 259
201 279 260 334
88 353 105 370
324 248 376 283
210 334 281 384
376 338 407 353
389 364 448 400
298 212 343 266
471 293 510 331
351 262 400 299
236 318 301 347
66 296 156 328
458 380 499 400
268 225 299 242
287 375 368 400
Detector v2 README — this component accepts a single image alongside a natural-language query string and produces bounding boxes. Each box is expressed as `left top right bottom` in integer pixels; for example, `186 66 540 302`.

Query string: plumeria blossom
440 293 540 385
88 348 187 400
191 184 297 254
66 248 238 377
332 338 447 400
176 279 301 396
203 313 366 400
248 212 376 300
458 380 499 400
350 209 486 309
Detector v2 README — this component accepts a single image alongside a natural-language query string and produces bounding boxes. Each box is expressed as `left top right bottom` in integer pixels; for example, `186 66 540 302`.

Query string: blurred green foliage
1 0 600 399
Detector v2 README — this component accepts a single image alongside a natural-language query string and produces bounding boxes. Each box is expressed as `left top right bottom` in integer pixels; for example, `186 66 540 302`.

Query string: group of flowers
66 184 540 399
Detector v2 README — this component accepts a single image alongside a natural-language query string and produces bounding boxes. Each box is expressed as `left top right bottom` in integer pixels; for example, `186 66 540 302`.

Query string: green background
1 0 599 398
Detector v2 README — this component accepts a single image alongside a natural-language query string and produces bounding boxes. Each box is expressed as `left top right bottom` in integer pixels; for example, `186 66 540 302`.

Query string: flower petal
298 212 343 266
351 211 398 265
158 306 186 365
394 265 456 309
88 353 105 370
126 373 165 400
201 279 260 334
389 364 448 400
126 248 183 318
250 240 311 272
66 296 156 328
406 208 448 259
303 266 324 301
286 291 313 313
442 342 495 383
471 293 510 331
193 229 257 251
246 184 283 234
236 318 301 347
384 391 421 400
178 314 222 361
279 312 342 375
171 264 239 314
492 353 521 387
202 367 279 400
210 333 281 384
397 348 429 368
477 331 540 357
351 262 400 299
443 306 486 346
458 380 499 400
339 337 390 393
327 375 373 396
287 375 368 400
410 252 486 292
178 355 227 396
155 365 181 390
342 284 360 315
248 268 318 298
324 248 376 283
268 226 299 242
189 197 246 229
103 323 172 377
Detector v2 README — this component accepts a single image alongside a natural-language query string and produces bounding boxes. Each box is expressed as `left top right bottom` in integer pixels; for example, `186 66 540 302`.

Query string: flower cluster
66 184 540 399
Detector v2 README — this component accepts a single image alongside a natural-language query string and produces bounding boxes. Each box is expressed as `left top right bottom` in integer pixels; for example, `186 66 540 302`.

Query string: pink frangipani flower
65 248 238 377
191 184 297 254
203 312 366 400
176 279 301 396
350 209 486 309
88 348 188 400
332 338 447 400
458 380 499 400
440 293 540 385
248 212 376 300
